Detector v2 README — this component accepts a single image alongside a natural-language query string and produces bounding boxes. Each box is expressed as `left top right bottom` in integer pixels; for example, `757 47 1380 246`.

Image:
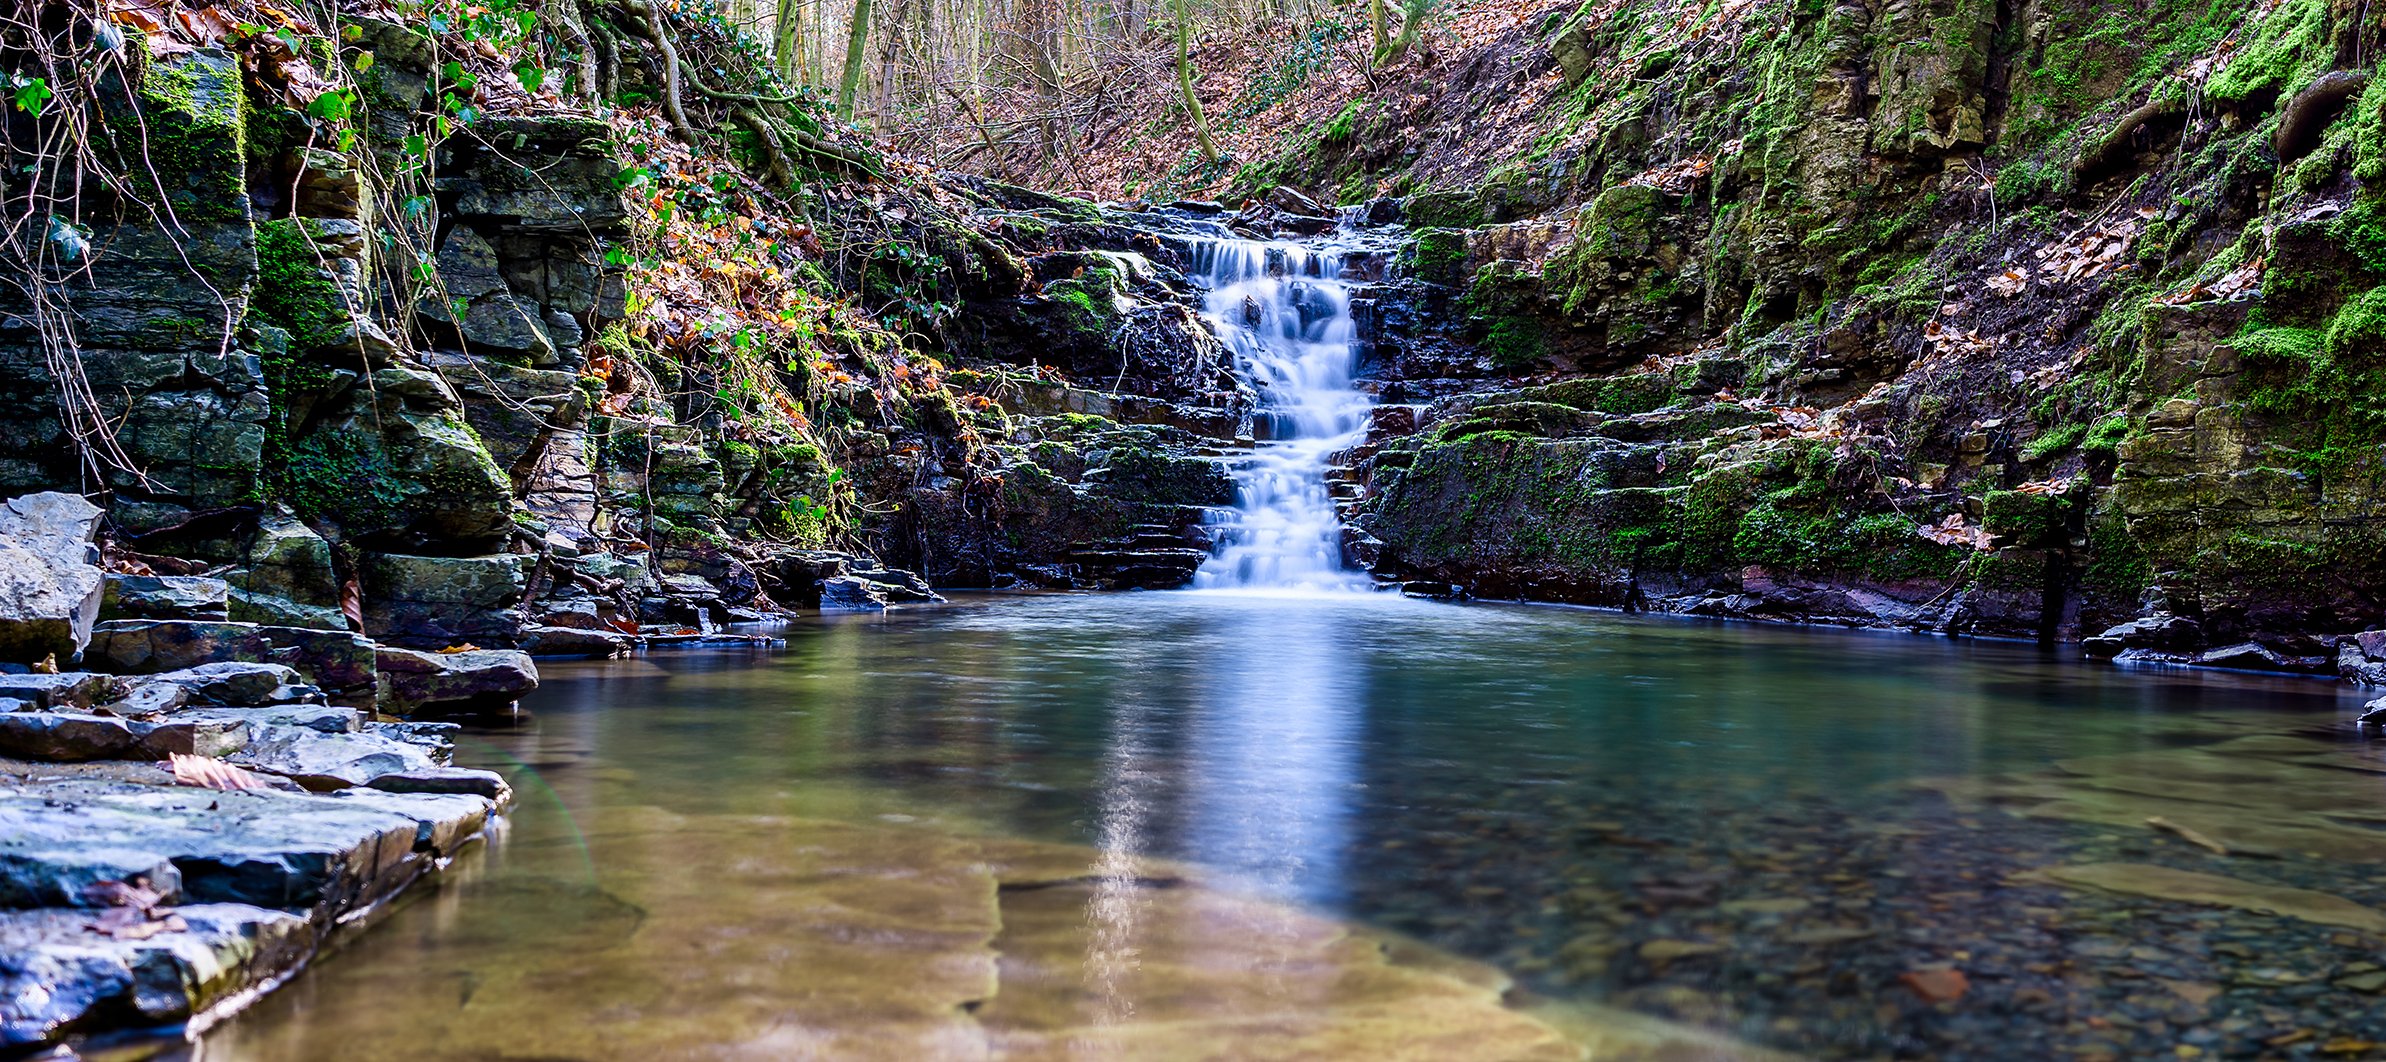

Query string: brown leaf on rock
169 752 266 791
82 878 163 911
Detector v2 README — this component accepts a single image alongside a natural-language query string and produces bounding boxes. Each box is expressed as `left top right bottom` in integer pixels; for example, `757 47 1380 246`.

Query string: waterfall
1186 237 1373 591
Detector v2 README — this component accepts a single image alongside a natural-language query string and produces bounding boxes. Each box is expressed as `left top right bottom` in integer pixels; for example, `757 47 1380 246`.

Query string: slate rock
817 575 888 612
100 574 231 622
374 646 539 715
0 672 125 710
0 492 105 664
520 625 631 658
84 620 377 695
364 766 512 801
141 661 309 707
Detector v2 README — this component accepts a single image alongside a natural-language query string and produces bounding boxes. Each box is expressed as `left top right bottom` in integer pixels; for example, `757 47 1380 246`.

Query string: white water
1187 238 1373 590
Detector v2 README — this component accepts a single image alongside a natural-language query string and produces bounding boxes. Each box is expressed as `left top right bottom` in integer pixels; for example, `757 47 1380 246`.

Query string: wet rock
817 575 889 612
177 704 361 735
2357 629 2386 661
0 492 105 664
0 672 125 710
140 662 311 707
374 646 539 715
363 766 511 801
361 552 531 649
100 574 230 622
0 775 493 913
2199 642 2287 671
520 624 632 658
849 565 942 603
0 711 246 762
226 587 352 631
2084 613 2206 659
0 902 314 1045
228 725 442 790
2037 863 2386 932
84 620 377 697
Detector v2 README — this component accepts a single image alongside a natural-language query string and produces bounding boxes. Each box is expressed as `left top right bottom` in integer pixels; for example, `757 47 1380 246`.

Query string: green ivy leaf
11 77 51 118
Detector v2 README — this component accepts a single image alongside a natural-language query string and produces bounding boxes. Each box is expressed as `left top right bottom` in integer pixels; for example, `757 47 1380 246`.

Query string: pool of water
191 591 2386 1060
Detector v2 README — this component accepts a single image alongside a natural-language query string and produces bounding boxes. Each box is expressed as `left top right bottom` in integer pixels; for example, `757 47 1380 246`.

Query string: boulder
226 588 352 631
816 575 888 612
849 566 942 604
2358 629 2386 661
520 625 631 659
0 672 125 710
100 574 230 622
228 725 442 791
375 647 539 715
83 620 377 696
364 766 512 801
0 711 246 762
2083 613 2205 659
361 553 531 649
2199 642 2287 671
138 662 312 707
0 492 105 663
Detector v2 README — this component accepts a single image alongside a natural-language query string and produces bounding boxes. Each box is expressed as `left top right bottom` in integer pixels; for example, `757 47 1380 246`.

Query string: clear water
1186 239 1372 590
192 592 2386 1060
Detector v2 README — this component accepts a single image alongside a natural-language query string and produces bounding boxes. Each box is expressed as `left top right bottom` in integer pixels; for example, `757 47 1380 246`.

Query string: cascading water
1186 236 1373 590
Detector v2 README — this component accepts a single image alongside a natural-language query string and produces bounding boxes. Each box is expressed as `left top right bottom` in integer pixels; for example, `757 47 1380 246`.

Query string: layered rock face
0 18 1268 664
1188 0 2386 670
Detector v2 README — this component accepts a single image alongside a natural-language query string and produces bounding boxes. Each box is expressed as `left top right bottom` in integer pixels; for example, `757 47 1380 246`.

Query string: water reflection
193 592 2385 1061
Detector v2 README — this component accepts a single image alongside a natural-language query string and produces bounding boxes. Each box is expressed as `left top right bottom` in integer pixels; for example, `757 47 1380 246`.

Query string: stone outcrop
373 647 540 716
0 764 500 1047
0 493 106 663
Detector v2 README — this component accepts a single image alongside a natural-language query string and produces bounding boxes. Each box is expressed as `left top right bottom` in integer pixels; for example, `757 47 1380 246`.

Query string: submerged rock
2035 863 2386 933
0 492 105 664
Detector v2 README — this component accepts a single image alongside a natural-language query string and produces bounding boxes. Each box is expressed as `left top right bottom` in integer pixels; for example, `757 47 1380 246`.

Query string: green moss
2204 0 2332 105
1044 266 1125 336
1982 489 2067 546
252 219 354 353
2082 507 2153 599
2234 289 2386 470
2020 422 2087 461
1405 190 1486 229
1404 228 1470 285
1517 374 1678 415
131 51 248 222
282 430 405 530
2083 413 2135 459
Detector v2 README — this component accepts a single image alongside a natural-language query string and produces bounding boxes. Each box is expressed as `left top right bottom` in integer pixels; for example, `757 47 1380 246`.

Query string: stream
188 592 2386 1060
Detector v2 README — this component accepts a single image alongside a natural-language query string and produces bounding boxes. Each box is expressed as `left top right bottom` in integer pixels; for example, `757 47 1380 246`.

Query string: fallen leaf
169 752 266 791
82 878 163 910
437 643 481 654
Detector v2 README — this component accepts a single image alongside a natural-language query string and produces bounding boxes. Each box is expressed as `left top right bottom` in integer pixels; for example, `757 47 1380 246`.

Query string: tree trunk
1387 0 1426 60
837 0 875 118
1368 0 1386 66
1172 0 1218 162
774 0 802 81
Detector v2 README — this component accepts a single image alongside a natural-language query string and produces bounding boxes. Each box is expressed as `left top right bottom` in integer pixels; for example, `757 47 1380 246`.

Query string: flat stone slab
0 902 313 1046
0 762 504 1049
